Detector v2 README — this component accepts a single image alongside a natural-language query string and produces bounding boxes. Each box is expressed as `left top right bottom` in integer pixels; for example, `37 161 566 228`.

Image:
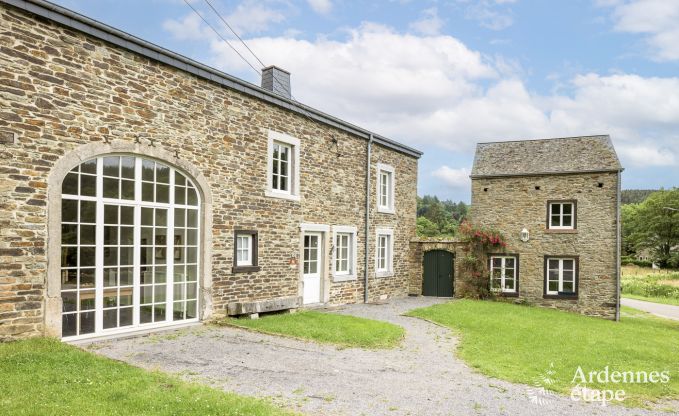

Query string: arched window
60 155 201 339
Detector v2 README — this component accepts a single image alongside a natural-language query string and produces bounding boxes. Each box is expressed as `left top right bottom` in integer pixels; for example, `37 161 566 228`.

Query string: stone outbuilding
470 136 623 319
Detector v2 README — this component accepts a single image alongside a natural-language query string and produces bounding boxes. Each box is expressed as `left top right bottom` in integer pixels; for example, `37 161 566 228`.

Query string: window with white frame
332 226 357 281
375 228 394 276
376 163 395 213
236 235 252 266
545 257 577 296
233 230 259 272
548 201 576 229
266 131 300 201
490 255 518 294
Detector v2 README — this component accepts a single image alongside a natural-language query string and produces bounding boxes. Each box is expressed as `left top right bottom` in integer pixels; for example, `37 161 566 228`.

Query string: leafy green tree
624 189 679 267
416 195 467 237
416 216 439 237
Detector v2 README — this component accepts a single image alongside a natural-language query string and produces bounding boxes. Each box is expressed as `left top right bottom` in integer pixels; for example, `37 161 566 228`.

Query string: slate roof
4 0 422 158
471 135 623 178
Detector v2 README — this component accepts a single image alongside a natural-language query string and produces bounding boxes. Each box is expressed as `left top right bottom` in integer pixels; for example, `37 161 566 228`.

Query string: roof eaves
3 0 423 159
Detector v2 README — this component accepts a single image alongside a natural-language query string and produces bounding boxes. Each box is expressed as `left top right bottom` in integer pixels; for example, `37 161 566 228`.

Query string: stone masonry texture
470 172 620 318
0 2 418 339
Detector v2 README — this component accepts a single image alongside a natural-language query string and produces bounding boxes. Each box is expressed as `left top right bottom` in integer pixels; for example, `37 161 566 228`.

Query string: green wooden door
422 250 454 297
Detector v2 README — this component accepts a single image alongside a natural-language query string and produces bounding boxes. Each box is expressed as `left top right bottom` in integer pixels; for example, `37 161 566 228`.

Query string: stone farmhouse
470 137 623 319
0 0 421 341
0 0 623 342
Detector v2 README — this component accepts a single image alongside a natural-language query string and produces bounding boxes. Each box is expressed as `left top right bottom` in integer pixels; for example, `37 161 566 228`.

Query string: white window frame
489 255 517 294
266 130 300 202
236 234 253 266
376 163 395 214
548 201 575 230
375 228 394 277
545 257 577 295
332 225 358 282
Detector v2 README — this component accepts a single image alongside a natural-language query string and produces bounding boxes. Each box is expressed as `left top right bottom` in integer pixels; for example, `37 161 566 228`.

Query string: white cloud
409 8 444 36
167 19 679 170
432 167 471 188
464 0 516 31
163 12 211 41
307 0 332 15
602 0 679 61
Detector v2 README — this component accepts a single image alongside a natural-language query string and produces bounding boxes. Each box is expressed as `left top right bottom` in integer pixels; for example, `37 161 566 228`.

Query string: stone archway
45 140 213 338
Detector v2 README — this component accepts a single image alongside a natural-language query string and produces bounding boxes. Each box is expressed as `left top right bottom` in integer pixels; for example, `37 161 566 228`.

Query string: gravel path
88 297 673 416
622 297 679 321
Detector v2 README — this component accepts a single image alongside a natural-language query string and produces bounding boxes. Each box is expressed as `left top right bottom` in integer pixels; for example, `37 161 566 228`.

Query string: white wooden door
302 232 322 304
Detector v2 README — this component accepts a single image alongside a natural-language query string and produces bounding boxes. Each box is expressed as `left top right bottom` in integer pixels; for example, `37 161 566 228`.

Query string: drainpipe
615 169 622 321
364 134 373 303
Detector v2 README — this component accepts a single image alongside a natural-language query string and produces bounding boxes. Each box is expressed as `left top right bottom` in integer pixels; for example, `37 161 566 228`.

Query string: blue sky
51 0 679 201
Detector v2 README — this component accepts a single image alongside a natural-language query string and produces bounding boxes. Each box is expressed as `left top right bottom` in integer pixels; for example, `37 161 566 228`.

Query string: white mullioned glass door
490 256 516 293
60 155 200 340
302 232 322 304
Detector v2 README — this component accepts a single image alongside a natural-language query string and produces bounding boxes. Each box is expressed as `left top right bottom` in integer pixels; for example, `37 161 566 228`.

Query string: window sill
545 228 577 234
377 207 395 214
543 293 578 300
375 271 394 278
232 265 261 273
332 273 357 282
265 190 300 202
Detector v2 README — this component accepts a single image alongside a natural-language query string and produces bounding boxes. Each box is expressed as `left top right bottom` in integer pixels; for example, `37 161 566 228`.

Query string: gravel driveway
88 297 672 416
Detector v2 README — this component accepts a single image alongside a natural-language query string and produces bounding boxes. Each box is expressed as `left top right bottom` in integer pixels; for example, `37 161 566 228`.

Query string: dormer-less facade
0 0 420 341
470 136 623 319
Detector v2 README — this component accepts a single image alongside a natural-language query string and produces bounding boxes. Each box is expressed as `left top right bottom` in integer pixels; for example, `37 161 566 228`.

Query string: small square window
547 201 576 230
233 230 260 272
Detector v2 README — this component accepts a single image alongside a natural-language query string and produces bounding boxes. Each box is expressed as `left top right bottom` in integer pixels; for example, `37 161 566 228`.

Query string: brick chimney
261 66 291 99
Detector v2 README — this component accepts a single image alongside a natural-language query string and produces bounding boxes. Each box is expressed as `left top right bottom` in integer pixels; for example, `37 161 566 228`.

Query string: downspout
615 169 622 321
364 134 373 303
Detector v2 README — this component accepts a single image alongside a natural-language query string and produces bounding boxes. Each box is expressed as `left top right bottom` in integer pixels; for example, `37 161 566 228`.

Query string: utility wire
182 0 261 77
203 0 266 69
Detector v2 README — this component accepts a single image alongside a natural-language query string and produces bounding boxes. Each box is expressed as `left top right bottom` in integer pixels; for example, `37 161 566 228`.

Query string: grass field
407 300 679 408
0 338 294 416
621 265 679 306
223 310 404 349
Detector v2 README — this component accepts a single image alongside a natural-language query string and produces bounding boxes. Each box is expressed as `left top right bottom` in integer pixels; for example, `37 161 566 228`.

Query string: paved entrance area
89 297 670 416
622 297 679 321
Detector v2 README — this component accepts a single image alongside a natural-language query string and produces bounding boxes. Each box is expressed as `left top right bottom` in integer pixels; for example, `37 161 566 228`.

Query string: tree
624 189 679 267
416 195 467 237
416 216 439 237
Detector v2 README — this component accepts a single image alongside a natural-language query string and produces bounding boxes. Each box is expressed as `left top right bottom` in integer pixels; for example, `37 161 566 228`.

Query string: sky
50 0 679 202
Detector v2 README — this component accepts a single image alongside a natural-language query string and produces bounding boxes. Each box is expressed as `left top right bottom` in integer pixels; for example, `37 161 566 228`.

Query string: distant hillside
622 189 657 205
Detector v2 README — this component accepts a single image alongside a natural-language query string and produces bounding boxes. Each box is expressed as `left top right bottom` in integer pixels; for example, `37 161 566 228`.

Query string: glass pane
80 159 97 174
120 247 133 266
80 269 95 288
80 174 96 197
80 311 95 334
187 210 197 228
175 172 186 186
563 259 574 270
62 269 77 290
120 307 133 326
119 226 133 245
62 313 77 337
103 247 117 266
80 290 95 310
141 268 152 284
505 269 514 279
120 157 135 179
119 290 132 306
548 281 558 292
175 266 186 282
187 247 197 263
550 215 560 227
103 156 120 177
156 184 169 203
505 258 515 268
142 159 154 181
61 224 77 244
80 247 95 267
155 209 167 227
492 258 502 268
121 180 135 200
62 172 78 195
187 229 197 245
140 306 153 323
61 291 77 312
120 206 134 225
61 199 78 223
80 201 96 223
104 205 117 224
173 301 185 320
156 164 170 183
140 227 153 246
142 182 154 202
119 267 133 286
548 270 559 281
175 209 185 227
186 301 196 319
548 259 559 270
563 281 574 292
103 288 117 307
103 177 119 199
141 286 153 303
155 267 167 283
154 285 166 302
562 203 572 215
80 225 95 245
174 186 186 204
280 176 288 191
551 203 560 216
562 215 572 227
104 269 118 287
187 187 198 205
186 265 197 281
563 269 574 282
154 305 166 322
174 283 184 301
141 208 153 226
103 226 118 245
186 282 197 299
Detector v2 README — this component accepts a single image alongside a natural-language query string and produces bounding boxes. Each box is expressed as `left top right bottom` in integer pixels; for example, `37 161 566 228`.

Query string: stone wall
471 172 619 318
0 3 418 339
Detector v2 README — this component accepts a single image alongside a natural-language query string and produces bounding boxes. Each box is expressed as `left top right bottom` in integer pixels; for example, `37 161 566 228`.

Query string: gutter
616 169 622 321
1 0 423 159
364 134 373 303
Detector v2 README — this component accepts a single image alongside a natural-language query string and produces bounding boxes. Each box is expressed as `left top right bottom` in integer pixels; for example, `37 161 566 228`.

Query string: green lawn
407 300 679 408
621 265 679 305
223 310 404 349
0 338 294 416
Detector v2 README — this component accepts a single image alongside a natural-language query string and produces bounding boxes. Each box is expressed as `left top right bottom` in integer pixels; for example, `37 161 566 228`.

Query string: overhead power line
181 0 261 76
203 0 266 69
